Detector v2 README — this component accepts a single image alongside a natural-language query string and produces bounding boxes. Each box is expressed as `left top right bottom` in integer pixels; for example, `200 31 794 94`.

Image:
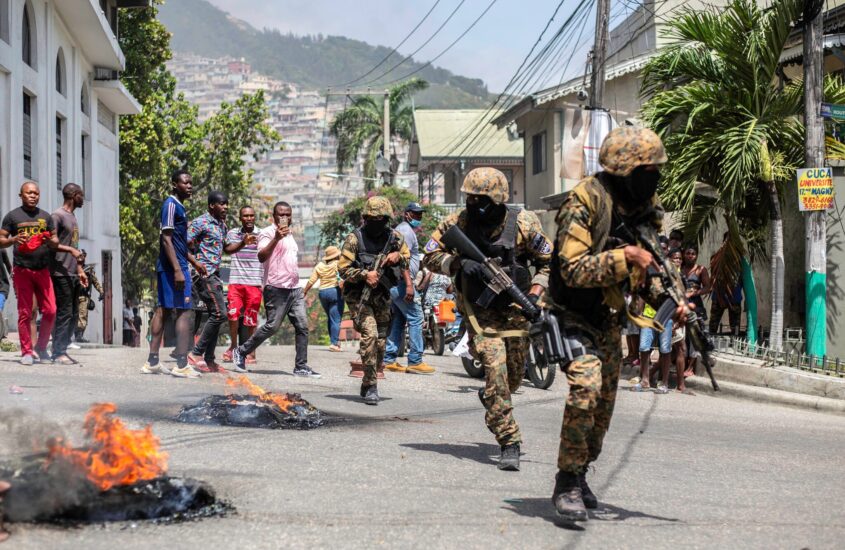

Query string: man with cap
383 201 435 375
423 168 552 471
303 245 345 351
339 196 411 405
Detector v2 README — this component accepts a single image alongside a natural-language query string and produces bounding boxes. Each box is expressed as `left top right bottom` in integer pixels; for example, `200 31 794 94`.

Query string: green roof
413 109 523 160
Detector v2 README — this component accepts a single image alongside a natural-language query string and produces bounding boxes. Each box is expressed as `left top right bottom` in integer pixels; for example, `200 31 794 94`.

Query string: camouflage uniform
339 197 410 387
551 127 668 475
76 266 104 338
423 168 552 447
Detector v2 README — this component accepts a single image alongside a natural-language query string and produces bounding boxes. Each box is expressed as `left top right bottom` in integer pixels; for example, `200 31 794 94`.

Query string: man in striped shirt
223 206 262 370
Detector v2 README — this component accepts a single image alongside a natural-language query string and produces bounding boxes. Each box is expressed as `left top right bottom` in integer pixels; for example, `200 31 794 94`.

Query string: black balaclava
467 196 507 228
608 166 661 206
363 216 390 239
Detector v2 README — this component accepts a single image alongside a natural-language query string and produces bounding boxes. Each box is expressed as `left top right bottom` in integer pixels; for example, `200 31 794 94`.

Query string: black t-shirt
2 207 55 270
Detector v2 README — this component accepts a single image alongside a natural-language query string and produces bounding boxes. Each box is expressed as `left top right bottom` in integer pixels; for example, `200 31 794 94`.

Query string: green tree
640 0 845 349
329 78 428 180
118 2 279 299
319 186 446 251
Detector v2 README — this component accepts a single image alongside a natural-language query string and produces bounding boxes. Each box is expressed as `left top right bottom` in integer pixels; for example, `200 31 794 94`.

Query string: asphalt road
1 343 843 549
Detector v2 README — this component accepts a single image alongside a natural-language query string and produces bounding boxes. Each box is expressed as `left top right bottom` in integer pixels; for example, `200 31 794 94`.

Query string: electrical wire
334 0 444 87
377 0 501 87
357 0 468 87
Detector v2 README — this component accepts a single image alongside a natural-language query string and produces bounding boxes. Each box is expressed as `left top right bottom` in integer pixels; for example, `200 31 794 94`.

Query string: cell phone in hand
278 217 289 229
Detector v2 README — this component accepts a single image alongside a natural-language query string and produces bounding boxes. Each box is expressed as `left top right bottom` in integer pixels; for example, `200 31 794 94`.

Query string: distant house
0 0 147 343
408 109 524 206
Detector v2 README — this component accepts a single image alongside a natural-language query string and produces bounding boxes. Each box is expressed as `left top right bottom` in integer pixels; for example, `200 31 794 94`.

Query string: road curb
685 375 845 415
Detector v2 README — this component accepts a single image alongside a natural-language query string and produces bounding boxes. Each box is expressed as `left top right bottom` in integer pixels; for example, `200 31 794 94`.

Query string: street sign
797 167 834 211
821 102 845 120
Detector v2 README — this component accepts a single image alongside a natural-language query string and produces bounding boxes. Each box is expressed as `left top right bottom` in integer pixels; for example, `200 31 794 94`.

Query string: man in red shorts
223 206 262 371
0 182 81 364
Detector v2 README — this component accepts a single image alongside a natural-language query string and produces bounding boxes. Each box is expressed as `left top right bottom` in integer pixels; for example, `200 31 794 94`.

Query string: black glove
459 258 485 280
98 295 104 302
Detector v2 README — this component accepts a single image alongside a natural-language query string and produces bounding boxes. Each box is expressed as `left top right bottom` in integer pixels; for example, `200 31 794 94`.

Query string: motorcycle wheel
525 338 556 389
461 355 484 378
431 321 445 356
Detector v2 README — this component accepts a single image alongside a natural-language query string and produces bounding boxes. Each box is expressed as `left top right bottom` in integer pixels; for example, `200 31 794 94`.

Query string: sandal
54 355 80 366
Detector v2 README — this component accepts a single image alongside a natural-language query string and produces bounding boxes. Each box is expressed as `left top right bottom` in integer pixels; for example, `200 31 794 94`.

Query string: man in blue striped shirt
142 170 207 378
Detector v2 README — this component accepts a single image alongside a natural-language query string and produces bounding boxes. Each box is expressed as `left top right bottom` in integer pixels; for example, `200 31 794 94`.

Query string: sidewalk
686 352 845 415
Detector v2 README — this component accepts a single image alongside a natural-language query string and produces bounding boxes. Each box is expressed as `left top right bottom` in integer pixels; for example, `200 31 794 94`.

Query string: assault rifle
357 251 390 319
616 221 721 391
440 225 540 321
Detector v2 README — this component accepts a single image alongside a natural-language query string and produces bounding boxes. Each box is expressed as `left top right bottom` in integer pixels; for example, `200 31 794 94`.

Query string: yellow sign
797 167 834 211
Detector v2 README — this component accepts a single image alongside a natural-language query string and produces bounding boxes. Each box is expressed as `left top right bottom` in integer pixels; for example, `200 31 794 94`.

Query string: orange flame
225 375 294 412
48 403 168 491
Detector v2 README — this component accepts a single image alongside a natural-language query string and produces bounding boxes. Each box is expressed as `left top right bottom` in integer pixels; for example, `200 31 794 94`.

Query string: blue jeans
639 318 673 354
319 287 343 345
384 282 424 365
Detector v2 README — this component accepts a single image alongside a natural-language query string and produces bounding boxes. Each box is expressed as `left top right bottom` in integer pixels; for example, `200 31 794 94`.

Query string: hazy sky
205 0 601 92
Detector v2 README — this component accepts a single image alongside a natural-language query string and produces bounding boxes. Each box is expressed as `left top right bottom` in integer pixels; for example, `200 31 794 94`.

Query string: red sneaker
187 353 209 371
222 349 234 363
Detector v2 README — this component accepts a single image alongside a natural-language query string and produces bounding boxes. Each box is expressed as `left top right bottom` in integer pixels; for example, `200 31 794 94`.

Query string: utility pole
383 90 391 186
325 88 393 189
589 0 610 108
804 0 826 358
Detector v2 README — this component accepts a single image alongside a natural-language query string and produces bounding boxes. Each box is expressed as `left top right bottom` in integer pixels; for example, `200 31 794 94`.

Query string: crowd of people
0 181 104 365
1 126 751 524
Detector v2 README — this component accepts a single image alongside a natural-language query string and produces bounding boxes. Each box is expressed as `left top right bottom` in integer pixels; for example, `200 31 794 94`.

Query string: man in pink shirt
232 202 318 377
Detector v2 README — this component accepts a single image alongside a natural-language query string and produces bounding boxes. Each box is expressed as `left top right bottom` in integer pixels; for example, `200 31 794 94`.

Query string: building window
532 131 547 175
81 133 91 198
0 1 10 44
97 100 115 134
81 84 90 115
56 49 66 96
56 116 65 188
23 93 33 179
22 2 34 68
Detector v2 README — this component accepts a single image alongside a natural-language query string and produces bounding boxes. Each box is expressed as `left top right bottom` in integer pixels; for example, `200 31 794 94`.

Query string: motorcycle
455 321 556 390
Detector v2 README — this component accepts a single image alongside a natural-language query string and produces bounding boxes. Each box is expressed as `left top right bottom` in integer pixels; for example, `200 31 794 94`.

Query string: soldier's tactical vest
548 177 631 327
345 228 400 297
459 205 532 311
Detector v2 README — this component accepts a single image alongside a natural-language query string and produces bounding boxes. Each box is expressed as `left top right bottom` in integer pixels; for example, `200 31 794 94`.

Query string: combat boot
498 443 520 471
363 385 380 405
579 472 598 509
552 471 588 521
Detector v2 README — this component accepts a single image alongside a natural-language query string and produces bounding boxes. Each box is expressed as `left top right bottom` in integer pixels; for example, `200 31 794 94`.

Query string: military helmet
599 127 668 177
460 167 509 204
363 196 393 218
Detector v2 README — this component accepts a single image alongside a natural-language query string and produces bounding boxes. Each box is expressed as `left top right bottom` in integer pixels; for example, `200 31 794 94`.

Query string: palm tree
330 78 429 182
640 0 845 350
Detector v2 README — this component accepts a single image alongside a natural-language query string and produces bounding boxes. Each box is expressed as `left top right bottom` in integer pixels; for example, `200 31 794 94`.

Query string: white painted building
0 0 145 344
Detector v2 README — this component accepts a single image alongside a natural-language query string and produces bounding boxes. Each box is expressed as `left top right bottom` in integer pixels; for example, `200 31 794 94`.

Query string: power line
358 0 468 87
378 0 501 87
335 0 444 87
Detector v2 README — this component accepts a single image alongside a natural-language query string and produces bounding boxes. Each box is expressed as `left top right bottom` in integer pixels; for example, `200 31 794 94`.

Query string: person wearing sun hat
304 245 345 351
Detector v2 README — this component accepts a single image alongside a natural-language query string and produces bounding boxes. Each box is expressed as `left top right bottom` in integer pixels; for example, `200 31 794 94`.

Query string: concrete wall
0 0 124 343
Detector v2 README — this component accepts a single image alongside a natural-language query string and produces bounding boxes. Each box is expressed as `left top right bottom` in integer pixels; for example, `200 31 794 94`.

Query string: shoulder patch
424 238 440 253
530 232 552 254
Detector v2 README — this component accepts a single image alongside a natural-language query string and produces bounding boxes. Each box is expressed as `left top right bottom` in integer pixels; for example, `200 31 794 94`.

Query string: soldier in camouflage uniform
339 197 411 405
75 251 104 342
423 167 552 471
549 127 674 521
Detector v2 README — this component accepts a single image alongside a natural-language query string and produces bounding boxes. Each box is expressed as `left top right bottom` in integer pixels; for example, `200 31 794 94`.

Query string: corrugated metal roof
413 109 523 160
